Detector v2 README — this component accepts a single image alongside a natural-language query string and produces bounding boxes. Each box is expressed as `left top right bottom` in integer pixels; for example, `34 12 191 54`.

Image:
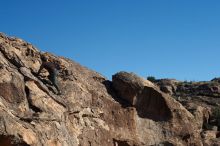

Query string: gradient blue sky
1 0 220 81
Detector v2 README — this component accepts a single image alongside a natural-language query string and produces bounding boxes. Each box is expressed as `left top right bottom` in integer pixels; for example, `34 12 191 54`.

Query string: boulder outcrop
0 33 219 145
112 72 202 145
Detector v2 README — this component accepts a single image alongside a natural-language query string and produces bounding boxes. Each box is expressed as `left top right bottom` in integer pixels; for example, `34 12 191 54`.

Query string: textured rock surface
112 72 203 145
0 33 219 146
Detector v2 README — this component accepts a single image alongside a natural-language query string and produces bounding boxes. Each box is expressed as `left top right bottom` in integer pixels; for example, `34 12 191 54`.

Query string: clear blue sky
1 0 220 81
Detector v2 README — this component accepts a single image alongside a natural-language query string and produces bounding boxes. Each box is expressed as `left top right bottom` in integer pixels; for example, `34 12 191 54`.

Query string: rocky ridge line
0 33 219 146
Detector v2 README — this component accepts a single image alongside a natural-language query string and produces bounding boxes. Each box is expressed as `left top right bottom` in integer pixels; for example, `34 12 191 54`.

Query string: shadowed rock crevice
113 139 131 146
102 80 131 108
24 86 42 113
0 135 29 146
150 141 174 146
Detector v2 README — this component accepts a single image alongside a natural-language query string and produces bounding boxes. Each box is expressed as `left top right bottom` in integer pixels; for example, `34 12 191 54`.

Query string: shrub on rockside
147 76 157 82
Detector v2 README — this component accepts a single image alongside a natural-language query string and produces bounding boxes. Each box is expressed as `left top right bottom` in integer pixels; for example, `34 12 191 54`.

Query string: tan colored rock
156 79 178 95
201 130 220 145
112 72 202 145
0 32 217 146
193 106 211 129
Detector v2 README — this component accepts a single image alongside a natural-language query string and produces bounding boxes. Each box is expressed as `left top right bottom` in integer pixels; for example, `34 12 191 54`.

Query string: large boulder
112 72 202 145
112 72 172 121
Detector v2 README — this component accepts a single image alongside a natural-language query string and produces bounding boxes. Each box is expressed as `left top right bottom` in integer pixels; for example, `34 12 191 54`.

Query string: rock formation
0 33 219 146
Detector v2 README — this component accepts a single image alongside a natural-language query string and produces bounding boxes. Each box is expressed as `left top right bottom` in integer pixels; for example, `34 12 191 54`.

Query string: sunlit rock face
0 32 219 146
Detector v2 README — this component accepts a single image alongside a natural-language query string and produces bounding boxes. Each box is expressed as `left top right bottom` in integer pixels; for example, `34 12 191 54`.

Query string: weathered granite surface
0 33 219 146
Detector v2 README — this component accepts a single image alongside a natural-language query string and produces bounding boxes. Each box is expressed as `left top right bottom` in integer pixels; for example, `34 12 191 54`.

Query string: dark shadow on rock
150 141 174 146
38 77 52 86
135 86 172 121
216 132 220 138
113 139 131 146
25 86 42 113
47 86 57 94
0 135 29 146
102 80 132 108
